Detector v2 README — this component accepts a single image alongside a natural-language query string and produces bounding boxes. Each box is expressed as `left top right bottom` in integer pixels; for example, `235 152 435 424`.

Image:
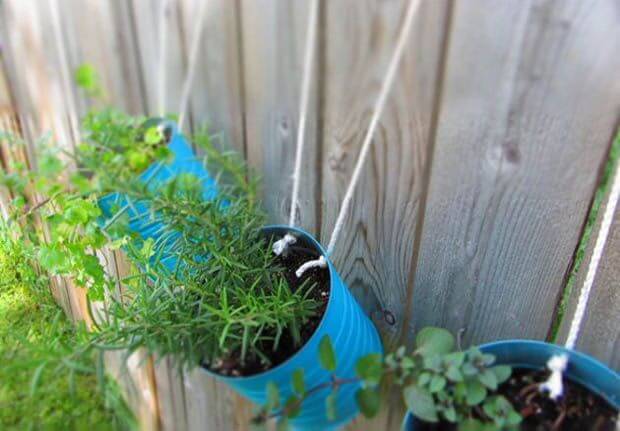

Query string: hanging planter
97 118 217 269
202 224 383 430
401 340 620 430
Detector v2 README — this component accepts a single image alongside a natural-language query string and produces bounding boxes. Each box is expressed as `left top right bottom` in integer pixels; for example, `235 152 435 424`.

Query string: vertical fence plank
409 0 620 346
130 0 186 117
60 0 146 114
558 158 620 369
320 0 448 340
239 0 320 230
0 0 80 319
178 0 246 148
321 1 449 429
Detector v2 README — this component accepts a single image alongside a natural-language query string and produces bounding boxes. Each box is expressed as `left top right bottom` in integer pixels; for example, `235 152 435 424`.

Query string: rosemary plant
1 108 321 375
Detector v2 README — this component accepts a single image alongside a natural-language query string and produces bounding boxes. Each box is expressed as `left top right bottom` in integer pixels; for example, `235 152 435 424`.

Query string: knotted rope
541 156 620 399
272 0 319 256
295 0 422 276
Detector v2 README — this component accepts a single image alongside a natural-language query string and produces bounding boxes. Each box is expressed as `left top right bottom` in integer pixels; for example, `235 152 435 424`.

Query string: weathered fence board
240 0 320 232
1 0 619 430
558 160 620 369
408 0 620 346
321 0 449 343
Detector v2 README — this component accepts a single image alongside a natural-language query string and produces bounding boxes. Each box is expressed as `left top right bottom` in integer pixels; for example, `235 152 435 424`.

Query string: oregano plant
254 327 522 431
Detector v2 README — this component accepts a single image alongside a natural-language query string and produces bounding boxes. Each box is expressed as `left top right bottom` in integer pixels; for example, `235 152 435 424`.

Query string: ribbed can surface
204 225 384 431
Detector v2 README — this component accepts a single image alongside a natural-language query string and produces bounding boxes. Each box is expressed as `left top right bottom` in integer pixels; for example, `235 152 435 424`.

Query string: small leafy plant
255 327 521 431
0 79 323 375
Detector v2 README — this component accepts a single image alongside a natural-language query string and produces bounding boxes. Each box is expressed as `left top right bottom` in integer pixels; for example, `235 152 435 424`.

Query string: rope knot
540 354 568 400
272 233 297 256
296 255 327 278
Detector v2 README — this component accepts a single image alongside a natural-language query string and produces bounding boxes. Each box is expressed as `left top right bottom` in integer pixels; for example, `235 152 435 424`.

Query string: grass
0 224 136 431
550 132 620 341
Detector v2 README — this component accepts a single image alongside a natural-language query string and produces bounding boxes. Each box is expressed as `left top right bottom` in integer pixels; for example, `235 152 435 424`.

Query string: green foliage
255 327 521 430
1 107 322 373
318 336 337 372
356 387 380 418
75 63 104 99
0 222 136 430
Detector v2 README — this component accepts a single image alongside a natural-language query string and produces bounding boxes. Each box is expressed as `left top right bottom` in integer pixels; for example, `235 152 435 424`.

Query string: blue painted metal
402 340 620 430
202 225 384 431
98 120 217 269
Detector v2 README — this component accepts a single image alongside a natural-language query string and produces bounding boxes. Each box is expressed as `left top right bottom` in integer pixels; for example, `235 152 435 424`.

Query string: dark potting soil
207 237 330 377
416 369 618 431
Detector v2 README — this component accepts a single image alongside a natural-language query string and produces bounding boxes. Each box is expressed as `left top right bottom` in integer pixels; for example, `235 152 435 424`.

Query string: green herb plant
0 218 136 430
0 64 323 375
255 327 522 431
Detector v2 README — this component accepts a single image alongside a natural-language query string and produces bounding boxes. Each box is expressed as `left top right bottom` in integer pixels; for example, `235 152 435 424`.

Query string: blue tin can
402 340 620 430
202 225 384 431
98 120 217 269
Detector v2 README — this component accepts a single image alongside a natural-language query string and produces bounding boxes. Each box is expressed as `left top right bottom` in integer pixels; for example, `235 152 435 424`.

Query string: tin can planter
402 340 620 430
202 225 384 431
98 119 217 269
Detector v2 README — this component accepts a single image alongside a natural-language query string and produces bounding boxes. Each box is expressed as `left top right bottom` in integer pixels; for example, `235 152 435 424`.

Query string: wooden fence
1 0 618 430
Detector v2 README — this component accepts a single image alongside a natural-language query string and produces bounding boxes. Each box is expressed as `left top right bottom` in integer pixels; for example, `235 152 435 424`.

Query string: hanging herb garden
2 104 382 429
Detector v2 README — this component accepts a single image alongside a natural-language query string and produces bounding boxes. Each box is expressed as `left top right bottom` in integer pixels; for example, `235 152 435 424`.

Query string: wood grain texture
60 0 146 114
320 1 449 429
239 0 320 231
2 0 620 429
558 160 620 370
320 0 448 338
0 0 79 318
409 0 620 346
178 0 246 148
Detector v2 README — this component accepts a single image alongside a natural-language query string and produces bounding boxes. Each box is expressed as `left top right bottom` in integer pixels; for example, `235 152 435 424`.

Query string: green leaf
507 410 522 426
144 127 163 145
491 365 511 385
356 388 380 418
459 418 496 431
39 153 63 177
403 385 438 423
325 392 337 421
443 406 457 423
266 382 280 410
418 372 432 386
479 369 498 390
318 336 336 372
355 353 383 385
284 395 301 418
38 246 65 272
291 369 305 395
415 327 455 356
75 64 98 91
445 365 464 382
465 380 487 406
429 375 446 393
30 362 47 396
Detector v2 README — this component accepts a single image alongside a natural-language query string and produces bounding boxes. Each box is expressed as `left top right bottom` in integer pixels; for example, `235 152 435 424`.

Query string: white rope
289 0 319 226
541 158 620 399
296 0 421 276
295 256 326 278
273 0 319 256
178 0 209 132
157 0 170 117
